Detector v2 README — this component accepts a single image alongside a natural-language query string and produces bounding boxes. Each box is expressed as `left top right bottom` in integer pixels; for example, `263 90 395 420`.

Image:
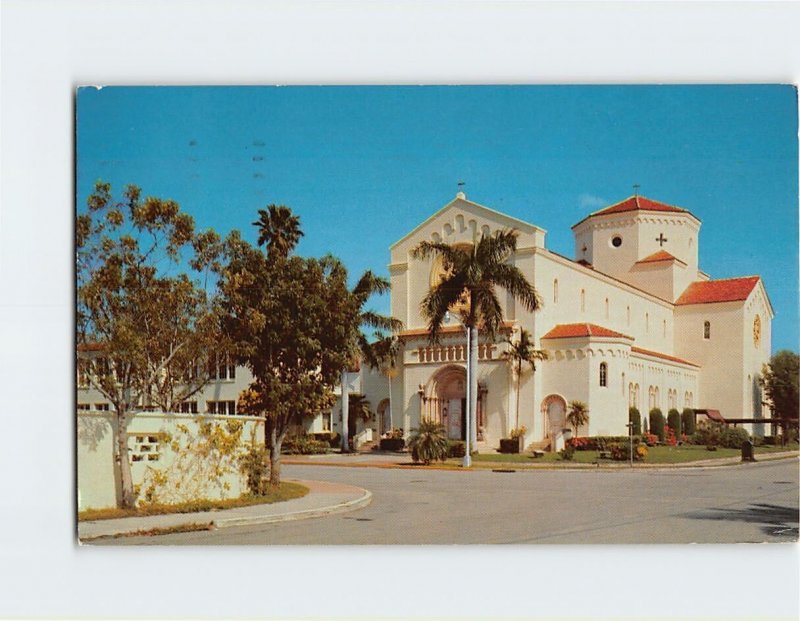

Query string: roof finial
456 180 466 199
633 183 640 197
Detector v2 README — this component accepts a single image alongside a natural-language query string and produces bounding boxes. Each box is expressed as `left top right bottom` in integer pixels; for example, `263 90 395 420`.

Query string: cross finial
633 183 640 197
656 233 668 247
456 180 466 199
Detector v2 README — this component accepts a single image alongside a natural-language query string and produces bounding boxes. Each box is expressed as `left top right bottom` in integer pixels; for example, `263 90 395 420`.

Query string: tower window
580 289 586 312
599 362 607 387
553 279 558 304
703 321 710 339
611 235 622 248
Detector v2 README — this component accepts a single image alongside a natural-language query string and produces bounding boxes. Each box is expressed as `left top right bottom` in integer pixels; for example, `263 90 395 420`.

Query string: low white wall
77 411 264 511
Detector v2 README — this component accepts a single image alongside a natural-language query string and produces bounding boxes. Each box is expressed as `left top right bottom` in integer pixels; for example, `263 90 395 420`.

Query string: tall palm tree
252 204 303 259
566 400 589 438
340 271 403 452
502 328 548 432
412 229 542 448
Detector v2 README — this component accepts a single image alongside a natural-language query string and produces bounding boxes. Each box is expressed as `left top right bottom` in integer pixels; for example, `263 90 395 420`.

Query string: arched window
629 382 634 406
605 298 609 319
626 305 631 325
553 279 558 304
684 391 690 408
646 313 650 333
648 386 655 410
580 289 586 312
654 387 660 408
622 372 626 395
663 319 667 338
703 321 711 339
599 362 608 387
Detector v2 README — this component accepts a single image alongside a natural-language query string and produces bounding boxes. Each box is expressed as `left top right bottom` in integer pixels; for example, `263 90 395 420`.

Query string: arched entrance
422 365 467 440
541 394 567 451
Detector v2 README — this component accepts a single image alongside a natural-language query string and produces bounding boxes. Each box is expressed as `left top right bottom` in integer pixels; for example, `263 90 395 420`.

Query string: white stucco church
344 192 773 451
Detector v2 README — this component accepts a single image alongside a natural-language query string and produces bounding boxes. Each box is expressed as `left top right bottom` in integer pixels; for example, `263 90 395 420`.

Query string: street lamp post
626 421 634 467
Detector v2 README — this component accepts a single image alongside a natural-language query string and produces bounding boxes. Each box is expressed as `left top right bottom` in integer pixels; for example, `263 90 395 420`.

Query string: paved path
78 479 370 541
98 456 799 545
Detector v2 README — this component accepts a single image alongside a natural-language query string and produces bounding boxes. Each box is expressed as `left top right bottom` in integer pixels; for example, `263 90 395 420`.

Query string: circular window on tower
611 235 623 248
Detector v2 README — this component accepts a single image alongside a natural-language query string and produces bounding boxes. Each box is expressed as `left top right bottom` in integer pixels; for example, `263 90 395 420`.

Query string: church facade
361 192 773 451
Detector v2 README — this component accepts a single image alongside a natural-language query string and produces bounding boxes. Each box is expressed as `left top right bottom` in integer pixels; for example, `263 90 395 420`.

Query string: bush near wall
667 409 681 437
282 435 329 454
692 421 750 449
447 440 466 458
629 407 642 436
311 431 341 448
649 409 665 442
681 408 696 436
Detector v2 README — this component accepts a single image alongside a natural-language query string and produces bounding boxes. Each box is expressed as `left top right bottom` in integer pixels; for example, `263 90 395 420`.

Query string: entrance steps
526 439 551 453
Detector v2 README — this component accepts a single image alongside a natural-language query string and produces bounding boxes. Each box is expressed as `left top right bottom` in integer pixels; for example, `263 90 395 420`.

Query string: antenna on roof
633 183 641 197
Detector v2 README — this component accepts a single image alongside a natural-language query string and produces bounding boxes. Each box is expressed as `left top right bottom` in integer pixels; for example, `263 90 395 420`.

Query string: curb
213 488 372 529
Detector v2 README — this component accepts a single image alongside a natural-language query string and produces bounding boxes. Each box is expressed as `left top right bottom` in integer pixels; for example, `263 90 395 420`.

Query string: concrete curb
213 488 372 529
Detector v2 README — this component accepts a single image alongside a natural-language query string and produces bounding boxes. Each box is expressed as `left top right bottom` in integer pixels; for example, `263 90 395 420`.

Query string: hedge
667 409 682 437
629 407 641 436
649 408 665 442
681 408 695 436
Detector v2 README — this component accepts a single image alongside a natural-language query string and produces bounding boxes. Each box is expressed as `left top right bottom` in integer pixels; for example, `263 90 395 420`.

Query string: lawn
469 443 799 466
78 482 309 521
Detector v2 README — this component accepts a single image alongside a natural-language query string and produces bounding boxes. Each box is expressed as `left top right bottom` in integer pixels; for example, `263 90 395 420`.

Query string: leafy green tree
338 272 402 452
348 394 374 423
760 351 800 425
681 408 696 436
667 409 681 437
411 229 541 445
77 181 222 508
566 400 589 438
408 419 449 465
502 328 548 432
218 216 354 486
649 408 665 442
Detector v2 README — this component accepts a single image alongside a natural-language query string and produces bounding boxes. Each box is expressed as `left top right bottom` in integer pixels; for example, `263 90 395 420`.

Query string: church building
360 192 773 451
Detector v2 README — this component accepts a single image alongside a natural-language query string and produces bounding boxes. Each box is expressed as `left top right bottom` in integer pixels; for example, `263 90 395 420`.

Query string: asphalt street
102 458 799 545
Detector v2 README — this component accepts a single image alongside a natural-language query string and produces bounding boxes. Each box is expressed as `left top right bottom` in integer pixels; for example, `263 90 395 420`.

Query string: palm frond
352 270 390 301
361 310 403 333
484 263 542 313
411 240 465 265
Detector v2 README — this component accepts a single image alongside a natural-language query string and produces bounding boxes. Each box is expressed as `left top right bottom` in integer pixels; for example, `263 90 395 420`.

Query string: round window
611 235 623 248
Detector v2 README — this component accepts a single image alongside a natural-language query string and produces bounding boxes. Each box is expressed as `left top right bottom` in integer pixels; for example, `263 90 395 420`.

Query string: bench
532 450 545 458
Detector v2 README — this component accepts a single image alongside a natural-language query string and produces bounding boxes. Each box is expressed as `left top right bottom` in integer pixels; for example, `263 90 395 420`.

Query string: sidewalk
78 479 371 541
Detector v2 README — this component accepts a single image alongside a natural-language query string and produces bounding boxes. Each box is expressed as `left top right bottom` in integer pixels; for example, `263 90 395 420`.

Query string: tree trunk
340 367 349 452
268 423 284 488
515 361 521 431
114 409 136 509
469 326 478 448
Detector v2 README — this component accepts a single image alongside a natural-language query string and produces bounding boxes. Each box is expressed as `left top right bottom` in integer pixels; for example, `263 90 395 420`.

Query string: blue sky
76 85 798 352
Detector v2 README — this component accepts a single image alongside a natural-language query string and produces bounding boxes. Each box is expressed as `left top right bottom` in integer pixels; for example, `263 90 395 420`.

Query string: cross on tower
656 233 668 247
633 183 640 196
458 180 465 192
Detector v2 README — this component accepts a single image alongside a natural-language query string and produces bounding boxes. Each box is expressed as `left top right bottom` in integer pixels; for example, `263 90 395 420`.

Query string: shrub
681 408 696 436
282 435 329 455
692 421 751 449
636 445 648 461
608 441 646 461
311 431 341 448
629 407 641 436
559 445 575 461
642 432 658 446
567 436 641 451
509 426 527 440
385 427 404 440
408 419 449 465
667 409 681 437
643 417 649 434
664 424 677 447
447 440 466 458
239 446 270 496
649 408 665 442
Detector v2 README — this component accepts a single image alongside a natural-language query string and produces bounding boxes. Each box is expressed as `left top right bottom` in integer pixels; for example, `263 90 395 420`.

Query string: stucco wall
77 411 264 511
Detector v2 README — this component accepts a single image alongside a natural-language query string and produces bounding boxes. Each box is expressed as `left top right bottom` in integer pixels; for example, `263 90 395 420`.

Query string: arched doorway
422 365 467 440
541 394 567 451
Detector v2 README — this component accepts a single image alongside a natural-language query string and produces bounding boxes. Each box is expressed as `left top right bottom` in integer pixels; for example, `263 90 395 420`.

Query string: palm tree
371 334 403 433
412 229 542 448
408 418 449 465
566 400 589 438
502 328 548 432
252 204 303 259
339 271 403 452
347 393 373 422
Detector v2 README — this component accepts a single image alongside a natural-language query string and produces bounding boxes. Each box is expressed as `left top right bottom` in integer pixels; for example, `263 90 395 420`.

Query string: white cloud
578 193 608 209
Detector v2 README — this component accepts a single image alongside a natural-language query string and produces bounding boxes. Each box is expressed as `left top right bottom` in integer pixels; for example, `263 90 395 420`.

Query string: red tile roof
573 195 697 229
635 250 686 266
675 276 760 306
541 323 632 340
630 346 699 368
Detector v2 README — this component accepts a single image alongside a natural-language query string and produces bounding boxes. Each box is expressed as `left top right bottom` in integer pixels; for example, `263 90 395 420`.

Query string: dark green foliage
559 445 575 461
681 408 696 436
311 431 341 448
408 419 449 465
629 407 641 436
692 421 750 449
447 440 466 458
649 408 665 442
239 446 270 496
282 435 329 455
667 409 681 437
760 350 800 422
568 436 640 450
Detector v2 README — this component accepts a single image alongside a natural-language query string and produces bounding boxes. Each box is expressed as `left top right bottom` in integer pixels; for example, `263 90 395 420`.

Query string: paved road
103 458 799 545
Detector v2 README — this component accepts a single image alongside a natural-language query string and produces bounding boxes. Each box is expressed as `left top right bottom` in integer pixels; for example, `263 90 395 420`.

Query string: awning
695 409 725 423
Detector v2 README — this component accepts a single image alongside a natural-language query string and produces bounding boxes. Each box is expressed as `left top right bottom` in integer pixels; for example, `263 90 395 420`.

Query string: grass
81 522 214 542
469 443 799 466
78 481 309 521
